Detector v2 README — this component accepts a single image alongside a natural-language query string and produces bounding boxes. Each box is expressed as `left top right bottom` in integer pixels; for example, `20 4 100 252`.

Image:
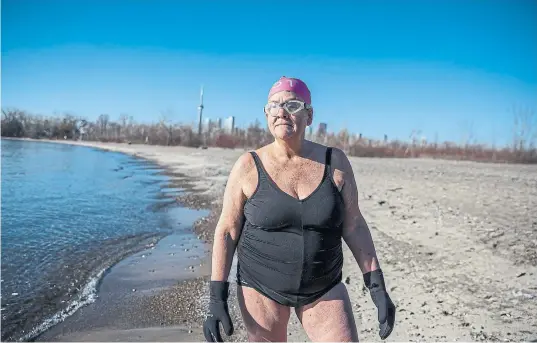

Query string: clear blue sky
2 0 536 147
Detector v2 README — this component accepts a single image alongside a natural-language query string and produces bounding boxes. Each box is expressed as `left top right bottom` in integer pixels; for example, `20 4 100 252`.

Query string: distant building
317 122 327 136
223 116 235 134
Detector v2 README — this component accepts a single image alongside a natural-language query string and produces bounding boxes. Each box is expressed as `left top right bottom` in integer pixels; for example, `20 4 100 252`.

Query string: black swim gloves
364 269 396 340
203 281 234 342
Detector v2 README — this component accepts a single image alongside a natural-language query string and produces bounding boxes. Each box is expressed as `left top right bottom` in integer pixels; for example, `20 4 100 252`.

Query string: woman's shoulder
306 142 351 170
233 150 257 172
308 141 347 159
326 146 353 177
225 151 258 192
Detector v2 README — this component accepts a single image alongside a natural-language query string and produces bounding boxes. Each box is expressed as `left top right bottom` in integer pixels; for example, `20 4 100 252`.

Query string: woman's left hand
365 269 396 340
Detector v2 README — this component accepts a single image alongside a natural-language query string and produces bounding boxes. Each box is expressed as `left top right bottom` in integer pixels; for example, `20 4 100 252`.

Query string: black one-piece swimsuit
236 147 346 307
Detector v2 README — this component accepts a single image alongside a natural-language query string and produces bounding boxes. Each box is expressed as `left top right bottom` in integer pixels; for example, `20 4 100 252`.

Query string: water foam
19 268 107 342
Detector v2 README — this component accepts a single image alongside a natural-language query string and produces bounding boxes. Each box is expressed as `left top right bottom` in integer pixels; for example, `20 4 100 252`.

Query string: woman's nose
277 108 289 118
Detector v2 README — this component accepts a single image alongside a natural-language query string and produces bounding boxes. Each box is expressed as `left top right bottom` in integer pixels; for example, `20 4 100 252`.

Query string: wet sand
24 139 537 342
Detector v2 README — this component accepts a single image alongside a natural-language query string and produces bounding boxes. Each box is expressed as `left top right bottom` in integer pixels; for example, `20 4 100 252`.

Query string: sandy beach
22 139 537 342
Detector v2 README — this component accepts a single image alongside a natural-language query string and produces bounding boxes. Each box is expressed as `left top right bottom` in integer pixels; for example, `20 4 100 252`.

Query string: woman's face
265 91 313 141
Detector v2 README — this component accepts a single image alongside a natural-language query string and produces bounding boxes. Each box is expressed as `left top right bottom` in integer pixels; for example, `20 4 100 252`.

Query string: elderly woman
203 77 396 342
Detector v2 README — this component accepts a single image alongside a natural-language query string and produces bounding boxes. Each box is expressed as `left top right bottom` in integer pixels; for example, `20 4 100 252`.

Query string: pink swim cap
268 76 312 105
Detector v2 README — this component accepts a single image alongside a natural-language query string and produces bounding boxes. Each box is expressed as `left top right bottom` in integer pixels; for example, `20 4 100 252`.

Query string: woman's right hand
203 281 234 342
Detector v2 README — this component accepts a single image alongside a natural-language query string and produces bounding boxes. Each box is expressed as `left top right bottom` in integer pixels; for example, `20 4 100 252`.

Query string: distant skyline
2 0 536 147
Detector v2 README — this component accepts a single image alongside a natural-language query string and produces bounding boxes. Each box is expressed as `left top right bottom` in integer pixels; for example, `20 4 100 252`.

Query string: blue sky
2 0 536 147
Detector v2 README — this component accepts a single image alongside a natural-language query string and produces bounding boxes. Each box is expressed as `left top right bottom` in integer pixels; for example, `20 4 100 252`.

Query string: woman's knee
296 283 359 342
237 286 291 341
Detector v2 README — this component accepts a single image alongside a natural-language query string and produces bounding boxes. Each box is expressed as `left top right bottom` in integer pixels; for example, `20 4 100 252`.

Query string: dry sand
27 139 537 342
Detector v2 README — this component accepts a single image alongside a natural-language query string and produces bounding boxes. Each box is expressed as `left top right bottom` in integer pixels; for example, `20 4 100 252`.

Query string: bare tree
97 114 109 138
462 120 475 147
159 109 175 146
512 105 536 152
405 129 421 157
3 105 536 164
337 128 350 152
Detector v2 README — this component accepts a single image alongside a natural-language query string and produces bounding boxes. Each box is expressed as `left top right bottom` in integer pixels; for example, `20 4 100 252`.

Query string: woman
203 76 396 342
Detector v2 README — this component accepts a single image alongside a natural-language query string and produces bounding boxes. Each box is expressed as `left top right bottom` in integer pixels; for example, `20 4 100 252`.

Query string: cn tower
197 85 204 136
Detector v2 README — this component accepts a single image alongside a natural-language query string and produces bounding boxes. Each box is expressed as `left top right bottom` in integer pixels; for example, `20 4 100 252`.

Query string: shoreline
4 137 537 342
1 138 226 342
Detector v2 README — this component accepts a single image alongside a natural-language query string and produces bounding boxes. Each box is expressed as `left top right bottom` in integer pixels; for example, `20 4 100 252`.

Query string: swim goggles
264 100 312 117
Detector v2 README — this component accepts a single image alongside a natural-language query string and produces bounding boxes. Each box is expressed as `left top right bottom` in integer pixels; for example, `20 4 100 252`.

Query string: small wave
4 232 169 342
19 268 107 342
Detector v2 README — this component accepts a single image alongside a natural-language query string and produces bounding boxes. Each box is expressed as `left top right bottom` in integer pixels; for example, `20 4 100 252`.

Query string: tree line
2 107 536 164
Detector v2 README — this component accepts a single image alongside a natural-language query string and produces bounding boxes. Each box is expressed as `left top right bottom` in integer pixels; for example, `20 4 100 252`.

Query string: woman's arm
331 148 380 273
331 148 396 340
204 153 255 342
210 153 251 281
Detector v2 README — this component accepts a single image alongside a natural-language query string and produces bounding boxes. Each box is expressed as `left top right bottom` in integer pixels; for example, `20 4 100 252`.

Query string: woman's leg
237 285 291 342
295 282 359 342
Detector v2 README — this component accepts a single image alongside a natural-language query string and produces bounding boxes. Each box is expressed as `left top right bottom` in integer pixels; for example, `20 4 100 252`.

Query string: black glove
203 281 234 342
364 269 396 340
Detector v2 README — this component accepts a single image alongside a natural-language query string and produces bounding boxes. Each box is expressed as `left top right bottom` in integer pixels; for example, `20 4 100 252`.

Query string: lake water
1 139 205 341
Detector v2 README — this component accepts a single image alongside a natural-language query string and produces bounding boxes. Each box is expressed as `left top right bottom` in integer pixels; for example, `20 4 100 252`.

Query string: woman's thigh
295 283 359 342
237 285 291 342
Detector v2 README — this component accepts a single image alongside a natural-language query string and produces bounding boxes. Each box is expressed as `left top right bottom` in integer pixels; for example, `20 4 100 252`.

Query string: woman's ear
307 108 314 126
